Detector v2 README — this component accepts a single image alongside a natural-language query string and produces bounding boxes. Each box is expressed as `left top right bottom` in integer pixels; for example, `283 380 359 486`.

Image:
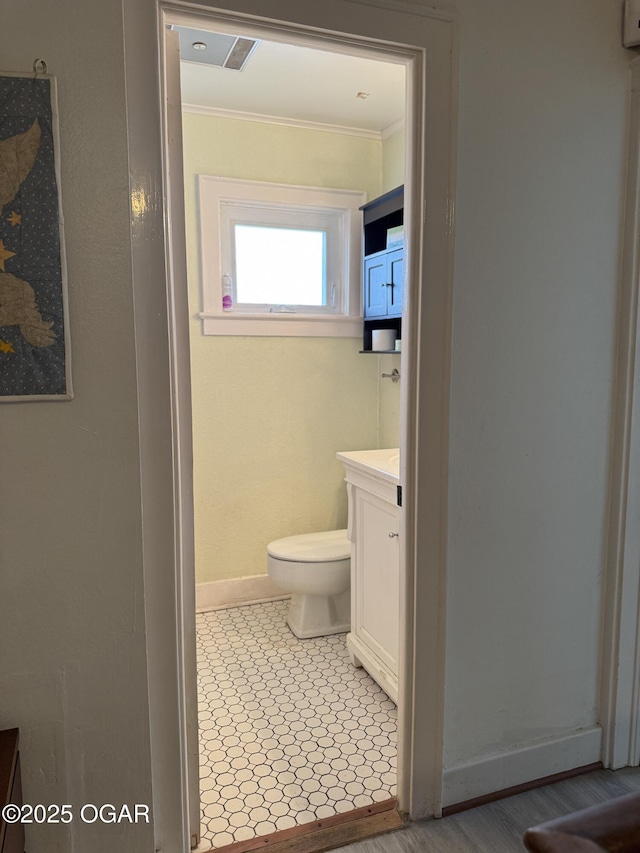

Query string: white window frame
222 209 338 315
198 176 366 336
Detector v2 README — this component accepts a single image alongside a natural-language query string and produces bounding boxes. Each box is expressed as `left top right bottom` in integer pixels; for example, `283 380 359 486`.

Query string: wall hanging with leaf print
0 67 72 400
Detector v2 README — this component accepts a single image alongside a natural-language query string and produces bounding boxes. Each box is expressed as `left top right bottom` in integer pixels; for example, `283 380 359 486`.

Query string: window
233 225 326 308
198 176 366 336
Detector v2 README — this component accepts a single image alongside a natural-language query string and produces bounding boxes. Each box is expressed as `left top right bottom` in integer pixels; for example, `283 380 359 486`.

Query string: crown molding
382 117 405 139
182 102 384 139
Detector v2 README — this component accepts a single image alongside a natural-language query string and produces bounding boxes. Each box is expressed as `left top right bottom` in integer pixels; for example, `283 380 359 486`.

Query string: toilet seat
267 529 350 563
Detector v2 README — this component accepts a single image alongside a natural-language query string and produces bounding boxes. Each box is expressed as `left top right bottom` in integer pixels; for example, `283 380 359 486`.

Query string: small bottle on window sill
222 274 233 311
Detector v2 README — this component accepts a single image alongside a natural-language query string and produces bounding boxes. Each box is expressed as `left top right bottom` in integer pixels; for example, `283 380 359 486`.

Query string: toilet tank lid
267 529 350 562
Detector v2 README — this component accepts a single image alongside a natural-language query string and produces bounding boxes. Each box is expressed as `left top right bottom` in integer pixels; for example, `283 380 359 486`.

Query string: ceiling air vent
224 38 257 71
171 26 259 71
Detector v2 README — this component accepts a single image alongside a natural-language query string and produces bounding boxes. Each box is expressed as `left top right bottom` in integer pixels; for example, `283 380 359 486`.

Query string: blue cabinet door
387 248 403 318
363 248 404 319
363 253 388 318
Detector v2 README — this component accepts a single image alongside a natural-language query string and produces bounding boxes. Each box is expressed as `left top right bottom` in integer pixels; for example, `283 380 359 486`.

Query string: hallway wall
441 0 628 801
0 2 153 851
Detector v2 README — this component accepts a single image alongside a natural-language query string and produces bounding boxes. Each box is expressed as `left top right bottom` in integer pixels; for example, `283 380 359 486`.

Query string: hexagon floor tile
196 600 397 851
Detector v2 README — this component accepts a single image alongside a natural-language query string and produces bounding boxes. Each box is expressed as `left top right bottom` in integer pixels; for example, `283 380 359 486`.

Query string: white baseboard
441 725 602 808
196 574 289 612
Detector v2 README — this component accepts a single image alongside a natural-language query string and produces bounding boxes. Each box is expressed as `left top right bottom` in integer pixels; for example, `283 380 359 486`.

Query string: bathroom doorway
159 2 455 849
177 18 405 848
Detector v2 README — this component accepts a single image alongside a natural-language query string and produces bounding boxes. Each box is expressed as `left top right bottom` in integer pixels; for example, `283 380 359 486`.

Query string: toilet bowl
267 529 351 639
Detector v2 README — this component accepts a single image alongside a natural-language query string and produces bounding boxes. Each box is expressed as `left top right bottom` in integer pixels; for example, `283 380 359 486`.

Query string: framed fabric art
0 70 72 400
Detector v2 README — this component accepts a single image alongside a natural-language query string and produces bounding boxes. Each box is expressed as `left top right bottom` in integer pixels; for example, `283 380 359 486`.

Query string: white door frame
600 54 640 771
160 26 202 847
125 0 457 847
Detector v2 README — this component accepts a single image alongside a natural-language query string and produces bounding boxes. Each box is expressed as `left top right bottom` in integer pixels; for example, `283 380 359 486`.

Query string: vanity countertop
336 448 400 484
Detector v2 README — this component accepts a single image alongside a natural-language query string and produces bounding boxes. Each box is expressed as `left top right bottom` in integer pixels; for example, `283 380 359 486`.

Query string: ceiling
177 31 406 135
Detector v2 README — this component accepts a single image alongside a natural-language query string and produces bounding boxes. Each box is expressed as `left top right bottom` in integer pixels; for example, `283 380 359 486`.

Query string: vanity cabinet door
352 488 399 678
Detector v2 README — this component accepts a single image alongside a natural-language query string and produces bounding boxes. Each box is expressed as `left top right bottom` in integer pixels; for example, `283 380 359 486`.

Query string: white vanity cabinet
336 450 400 704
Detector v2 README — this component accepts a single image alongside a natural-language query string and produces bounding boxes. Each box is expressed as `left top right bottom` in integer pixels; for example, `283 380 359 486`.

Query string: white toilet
267 529 351 639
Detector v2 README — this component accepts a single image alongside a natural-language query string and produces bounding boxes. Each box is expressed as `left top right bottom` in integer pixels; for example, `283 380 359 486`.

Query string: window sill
198 312 363 337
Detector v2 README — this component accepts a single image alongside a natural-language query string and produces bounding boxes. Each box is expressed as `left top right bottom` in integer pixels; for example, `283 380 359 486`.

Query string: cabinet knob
389 532 399 538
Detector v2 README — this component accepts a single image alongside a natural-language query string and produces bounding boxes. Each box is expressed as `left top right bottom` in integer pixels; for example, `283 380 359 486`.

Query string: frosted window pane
234 225 325 305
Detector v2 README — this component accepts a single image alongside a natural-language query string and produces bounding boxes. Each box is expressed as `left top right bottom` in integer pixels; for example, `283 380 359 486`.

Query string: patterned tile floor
196 600 397 850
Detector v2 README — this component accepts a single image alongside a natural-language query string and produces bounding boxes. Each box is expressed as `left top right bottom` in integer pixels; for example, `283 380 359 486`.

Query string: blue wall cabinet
360 186 404 352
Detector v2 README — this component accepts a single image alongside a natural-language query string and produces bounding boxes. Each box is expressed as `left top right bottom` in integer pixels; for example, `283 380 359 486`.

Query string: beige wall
378 352 401 447
377 126 405 445
183 112 400 583
382 125 406 194
189 336 381 583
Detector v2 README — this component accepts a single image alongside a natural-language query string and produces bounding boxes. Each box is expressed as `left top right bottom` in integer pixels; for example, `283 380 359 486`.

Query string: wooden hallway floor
329 766 640 852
